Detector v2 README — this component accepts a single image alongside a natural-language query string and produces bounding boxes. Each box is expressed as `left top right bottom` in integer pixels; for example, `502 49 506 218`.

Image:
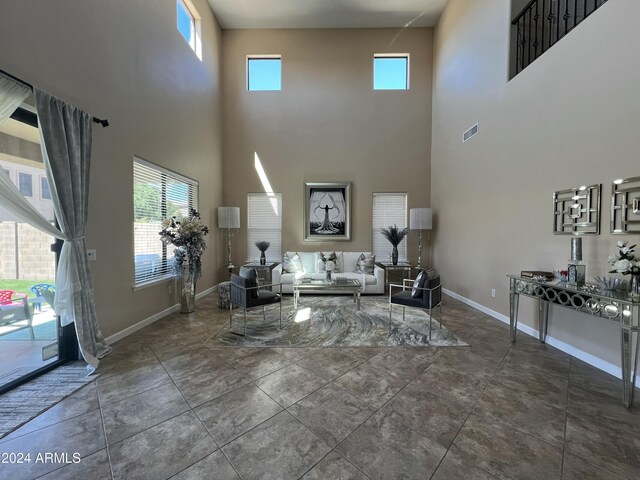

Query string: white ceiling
206 0 448 29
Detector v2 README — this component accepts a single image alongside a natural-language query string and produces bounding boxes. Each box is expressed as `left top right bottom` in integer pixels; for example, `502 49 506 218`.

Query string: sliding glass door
0 99 70 392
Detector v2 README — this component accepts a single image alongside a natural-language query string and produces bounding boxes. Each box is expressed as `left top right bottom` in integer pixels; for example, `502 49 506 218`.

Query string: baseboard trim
443 288 640 385
105 284 219 345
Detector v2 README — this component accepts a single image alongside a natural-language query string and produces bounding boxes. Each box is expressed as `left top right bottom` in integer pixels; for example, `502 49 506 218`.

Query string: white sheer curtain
0 73 62 234
0 72 30 120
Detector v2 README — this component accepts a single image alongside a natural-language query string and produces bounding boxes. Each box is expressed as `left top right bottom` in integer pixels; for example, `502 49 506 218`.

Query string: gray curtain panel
35 89 111 372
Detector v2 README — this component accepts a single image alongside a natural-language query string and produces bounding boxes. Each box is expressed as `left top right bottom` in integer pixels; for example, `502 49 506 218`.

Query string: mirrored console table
508 275 639 407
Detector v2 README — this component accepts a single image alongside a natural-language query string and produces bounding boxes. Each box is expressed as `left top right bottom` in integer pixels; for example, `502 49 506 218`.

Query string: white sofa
272 251 385 295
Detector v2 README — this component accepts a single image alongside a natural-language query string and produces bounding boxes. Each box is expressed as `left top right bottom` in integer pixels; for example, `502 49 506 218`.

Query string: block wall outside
0 222 55 280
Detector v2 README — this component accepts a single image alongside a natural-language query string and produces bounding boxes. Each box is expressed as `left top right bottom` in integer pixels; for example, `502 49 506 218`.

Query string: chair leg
428 307 432 341
402 306 405 322
389 303 392 333
263 305 266 322
244 308 247 337
229 302 233 328
439 302 444 329
279 299 282 329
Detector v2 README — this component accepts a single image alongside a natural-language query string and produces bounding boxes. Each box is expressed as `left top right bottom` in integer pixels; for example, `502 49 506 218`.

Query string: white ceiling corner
206 0 447 29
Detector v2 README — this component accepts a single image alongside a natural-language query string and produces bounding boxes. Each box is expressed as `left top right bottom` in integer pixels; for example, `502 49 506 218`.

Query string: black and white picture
304 182 351 241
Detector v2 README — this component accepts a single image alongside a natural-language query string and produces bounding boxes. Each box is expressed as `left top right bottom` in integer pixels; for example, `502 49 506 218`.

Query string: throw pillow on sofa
315 252 338 272
353 253 375 275
283 252 304 273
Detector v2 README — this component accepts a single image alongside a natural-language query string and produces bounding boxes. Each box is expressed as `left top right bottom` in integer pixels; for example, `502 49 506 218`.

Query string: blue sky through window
248 58 281 91
374 57 408 90
177 0 193 45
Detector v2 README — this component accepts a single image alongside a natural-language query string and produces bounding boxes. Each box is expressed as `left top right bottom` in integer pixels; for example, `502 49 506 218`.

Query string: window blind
133 157 198 286
247 193 282 262
372 192 408 262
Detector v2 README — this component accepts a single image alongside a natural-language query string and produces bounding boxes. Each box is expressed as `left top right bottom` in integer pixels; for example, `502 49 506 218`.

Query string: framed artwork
304 182 351 241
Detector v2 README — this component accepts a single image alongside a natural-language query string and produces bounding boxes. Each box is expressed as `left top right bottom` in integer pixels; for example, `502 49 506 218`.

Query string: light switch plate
87 249 97 261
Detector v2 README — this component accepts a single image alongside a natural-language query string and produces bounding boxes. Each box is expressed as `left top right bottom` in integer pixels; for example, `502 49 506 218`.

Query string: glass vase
325 269 333 284
391 246 399 265
628 273 640 301
178 265 196 313
260 251 266 265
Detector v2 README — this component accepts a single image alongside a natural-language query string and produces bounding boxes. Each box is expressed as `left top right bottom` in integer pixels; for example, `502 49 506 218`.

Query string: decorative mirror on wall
611 176 640 234
553 184 601 235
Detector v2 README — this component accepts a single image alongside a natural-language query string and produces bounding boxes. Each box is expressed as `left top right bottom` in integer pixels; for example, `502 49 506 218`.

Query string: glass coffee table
292 278 362 310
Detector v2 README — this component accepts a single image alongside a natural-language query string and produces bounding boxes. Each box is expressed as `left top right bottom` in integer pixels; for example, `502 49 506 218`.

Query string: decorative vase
628 273 640 301
391 246 399 265
178 265 196 313
260 251 266 265
325 269 332 284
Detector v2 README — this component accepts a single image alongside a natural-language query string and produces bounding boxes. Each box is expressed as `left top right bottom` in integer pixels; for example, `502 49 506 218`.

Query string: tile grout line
427 345 513 480
317 354 446 478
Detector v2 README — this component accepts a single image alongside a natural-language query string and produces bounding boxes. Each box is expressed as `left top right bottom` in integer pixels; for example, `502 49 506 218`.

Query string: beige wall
0 0 224 337
221 28 433 269
432 0 640 369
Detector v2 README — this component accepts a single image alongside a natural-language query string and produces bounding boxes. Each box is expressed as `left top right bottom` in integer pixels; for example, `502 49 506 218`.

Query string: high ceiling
206 0 448 29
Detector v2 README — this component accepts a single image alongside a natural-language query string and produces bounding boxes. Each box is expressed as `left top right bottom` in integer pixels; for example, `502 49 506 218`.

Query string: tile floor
0 293 639 480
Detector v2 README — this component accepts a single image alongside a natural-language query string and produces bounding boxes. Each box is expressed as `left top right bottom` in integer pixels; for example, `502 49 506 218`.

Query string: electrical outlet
87 249 97 261
491 288 496 298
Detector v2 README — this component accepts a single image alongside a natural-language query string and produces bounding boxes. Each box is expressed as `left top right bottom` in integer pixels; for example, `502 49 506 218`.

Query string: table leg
356 291 361 311
294 289 298 310
509 279 520 343
538 299 549 343
620 322 639 408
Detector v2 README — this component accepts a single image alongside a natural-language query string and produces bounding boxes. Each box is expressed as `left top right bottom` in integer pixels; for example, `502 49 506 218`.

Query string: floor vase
179 267 196 313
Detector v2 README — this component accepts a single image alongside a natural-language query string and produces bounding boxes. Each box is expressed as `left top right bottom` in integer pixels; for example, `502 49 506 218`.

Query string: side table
243 262 280 290
376 262 413 293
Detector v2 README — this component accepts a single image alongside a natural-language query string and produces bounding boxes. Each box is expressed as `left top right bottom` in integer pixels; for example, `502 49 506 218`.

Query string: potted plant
255 241 270 265
381 225 408 265
159 209 209 313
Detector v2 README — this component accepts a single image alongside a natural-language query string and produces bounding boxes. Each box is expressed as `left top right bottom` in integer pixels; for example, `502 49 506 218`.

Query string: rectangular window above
247 193 282 262
372 193 408 262
18 172 32 197
177 0 202 60
40 176 51 200
133 157 198 287
374 54 409 90
247 56 282 91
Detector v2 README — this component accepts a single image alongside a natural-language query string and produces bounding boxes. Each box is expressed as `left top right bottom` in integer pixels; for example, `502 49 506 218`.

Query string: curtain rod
0 68 109 128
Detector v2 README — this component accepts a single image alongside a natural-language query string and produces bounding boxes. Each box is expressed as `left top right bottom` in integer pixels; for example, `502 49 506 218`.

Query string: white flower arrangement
608 240 639 275
325 260 336 272
159 209 209 278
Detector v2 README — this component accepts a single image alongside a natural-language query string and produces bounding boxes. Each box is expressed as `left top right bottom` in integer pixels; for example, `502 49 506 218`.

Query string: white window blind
247 193 282 262
372 192 408 262
133 157 198 286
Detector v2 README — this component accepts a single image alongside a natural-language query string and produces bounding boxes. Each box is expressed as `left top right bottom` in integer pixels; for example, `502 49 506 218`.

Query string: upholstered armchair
388 271 442 339
229 273 282 337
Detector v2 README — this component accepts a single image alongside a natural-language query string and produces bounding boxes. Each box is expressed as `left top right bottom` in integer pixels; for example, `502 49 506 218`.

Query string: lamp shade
410 208 432 230
218 207 240 229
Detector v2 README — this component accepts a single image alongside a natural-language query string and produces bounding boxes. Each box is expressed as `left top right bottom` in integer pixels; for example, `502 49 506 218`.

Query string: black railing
512 0 608 75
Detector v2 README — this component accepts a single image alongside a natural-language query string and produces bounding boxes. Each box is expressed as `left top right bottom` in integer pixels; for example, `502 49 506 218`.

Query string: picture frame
304 182 351 241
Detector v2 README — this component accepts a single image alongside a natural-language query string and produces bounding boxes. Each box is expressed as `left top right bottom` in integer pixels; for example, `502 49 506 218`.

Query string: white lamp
218 207 240 273
410 208 432 268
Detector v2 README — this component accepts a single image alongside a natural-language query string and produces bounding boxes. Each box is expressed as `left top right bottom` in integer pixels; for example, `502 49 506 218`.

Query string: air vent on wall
463 123 478 143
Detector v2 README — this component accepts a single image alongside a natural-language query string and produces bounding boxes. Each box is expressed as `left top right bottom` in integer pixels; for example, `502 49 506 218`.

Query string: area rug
206 296 467 347
0 361 93 439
